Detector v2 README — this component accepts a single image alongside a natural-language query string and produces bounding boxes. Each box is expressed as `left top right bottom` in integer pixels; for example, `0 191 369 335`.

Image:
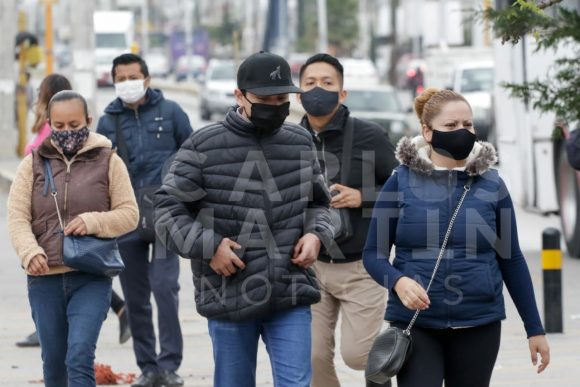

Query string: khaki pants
311 260 388 387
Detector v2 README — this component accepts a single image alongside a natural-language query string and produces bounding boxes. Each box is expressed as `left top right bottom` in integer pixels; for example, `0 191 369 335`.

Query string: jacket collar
223 107 283 138
104 88 164 114
38 132 112 161
300 105 350 139
395 135 498 176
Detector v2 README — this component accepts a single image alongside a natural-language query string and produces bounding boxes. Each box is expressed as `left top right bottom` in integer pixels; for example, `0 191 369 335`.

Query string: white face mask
114 79 146 104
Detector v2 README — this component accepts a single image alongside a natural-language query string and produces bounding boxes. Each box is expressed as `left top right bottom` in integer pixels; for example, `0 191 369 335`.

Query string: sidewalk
1 157 580 386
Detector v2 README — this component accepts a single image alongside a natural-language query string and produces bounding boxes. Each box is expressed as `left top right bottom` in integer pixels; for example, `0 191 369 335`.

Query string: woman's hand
64 217 88 236
529 335 550 373
394 276 430 310
28 254 49 275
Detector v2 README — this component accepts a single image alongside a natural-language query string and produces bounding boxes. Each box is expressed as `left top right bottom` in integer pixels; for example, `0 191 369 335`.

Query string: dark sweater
300 106 397 262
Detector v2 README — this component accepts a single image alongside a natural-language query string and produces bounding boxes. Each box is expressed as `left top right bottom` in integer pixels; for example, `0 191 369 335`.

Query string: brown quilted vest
31 139 112 266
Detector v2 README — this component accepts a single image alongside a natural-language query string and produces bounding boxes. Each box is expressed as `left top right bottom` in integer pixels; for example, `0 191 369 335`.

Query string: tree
482 0 580 127
296 0 358 55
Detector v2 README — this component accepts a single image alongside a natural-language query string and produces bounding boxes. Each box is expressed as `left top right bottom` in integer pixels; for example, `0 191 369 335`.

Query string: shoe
158 370 184 387
118 306 131 344
366 379 392 387
16 332 40 347
131 372 159 387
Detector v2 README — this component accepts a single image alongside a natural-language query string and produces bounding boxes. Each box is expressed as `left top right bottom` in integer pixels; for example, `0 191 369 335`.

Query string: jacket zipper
446 170 453 327
62 157 76 223
257 138 274 300
135 108 144 187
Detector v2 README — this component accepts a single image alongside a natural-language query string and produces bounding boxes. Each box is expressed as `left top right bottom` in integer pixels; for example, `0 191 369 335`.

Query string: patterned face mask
51 126 90 156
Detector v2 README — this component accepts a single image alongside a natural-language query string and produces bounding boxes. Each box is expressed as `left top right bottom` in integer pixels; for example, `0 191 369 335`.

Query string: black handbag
365 178 473 384
43 159 125 277
114 114 157 243
328 117 355 244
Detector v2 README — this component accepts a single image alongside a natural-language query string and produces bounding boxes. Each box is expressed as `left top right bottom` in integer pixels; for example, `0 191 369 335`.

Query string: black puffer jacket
300 106 397 262
155 109 333 321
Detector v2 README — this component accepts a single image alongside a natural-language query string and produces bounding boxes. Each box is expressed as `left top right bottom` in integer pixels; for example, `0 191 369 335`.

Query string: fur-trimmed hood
395 135 498 176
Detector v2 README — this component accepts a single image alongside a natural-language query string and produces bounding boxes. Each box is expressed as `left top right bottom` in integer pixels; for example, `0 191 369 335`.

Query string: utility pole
0 0 18 158
43 0 55 75
317 0 328 53
141 0 149 58
183 0 193 82
69 0 96 122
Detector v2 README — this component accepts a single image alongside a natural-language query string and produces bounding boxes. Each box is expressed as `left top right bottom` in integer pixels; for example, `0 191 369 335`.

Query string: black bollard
542 228 563 333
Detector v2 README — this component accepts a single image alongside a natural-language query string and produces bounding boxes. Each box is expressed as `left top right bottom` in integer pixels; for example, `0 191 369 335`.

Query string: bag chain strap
403 179 472 335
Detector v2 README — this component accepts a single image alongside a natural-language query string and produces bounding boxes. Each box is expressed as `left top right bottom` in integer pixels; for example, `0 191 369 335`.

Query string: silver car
199 60 237 120
345 85 413 145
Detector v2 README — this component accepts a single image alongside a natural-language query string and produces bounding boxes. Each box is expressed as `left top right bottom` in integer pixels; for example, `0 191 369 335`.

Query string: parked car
340 58 380 88
345 85 413 145
199 59 237 120
95 53 117 87
145 52 170 78
175 54 207 82
451 61 495 146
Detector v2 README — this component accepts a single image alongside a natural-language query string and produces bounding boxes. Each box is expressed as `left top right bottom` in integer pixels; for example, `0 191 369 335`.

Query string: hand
292 233 321 268
64 217 88 236
529 335 550 373
329 184 362 209
28 254 49 276
394 276 430 310
210 238 245 277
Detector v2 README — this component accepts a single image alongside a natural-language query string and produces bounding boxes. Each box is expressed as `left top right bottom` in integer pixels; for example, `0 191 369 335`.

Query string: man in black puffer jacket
155 51 333 387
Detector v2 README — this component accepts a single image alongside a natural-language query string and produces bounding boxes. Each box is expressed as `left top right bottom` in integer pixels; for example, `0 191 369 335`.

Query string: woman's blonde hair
414 87 471 127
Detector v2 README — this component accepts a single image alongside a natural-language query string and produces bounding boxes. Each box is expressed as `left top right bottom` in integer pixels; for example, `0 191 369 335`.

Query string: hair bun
414 87 441 124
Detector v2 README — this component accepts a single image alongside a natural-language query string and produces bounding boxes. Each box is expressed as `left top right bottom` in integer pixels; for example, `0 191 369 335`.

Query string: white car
199 60 237 120
145 52 170 78
340 58 380 88
451 61 495 145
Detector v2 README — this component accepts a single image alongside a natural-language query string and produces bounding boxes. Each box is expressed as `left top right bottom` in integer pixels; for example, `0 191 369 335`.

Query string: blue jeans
208 306 312 387
27 272 112 387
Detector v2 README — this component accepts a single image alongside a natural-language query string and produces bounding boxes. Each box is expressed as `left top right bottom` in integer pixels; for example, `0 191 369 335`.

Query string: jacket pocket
147 121 175 150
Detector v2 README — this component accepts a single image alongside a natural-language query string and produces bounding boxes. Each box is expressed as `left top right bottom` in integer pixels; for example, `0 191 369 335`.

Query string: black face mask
431 128 477 160
301 87 339 117
245 96 290 134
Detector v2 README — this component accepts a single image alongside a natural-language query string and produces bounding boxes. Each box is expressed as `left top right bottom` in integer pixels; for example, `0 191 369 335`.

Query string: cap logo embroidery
270 66 282 80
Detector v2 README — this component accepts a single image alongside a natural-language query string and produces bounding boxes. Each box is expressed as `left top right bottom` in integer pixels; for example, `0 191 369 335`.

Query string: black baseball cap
237 51 302 96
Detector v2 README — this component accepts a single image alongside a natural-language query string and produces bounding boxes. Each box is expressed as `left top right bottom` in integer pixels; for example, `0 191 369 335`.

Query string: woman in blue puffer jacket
363 88 550 387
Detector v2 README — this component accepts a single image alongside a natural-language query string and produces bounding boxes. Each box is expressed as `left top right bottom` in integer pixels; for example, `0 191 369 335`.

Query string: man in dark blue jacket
97 53 192 387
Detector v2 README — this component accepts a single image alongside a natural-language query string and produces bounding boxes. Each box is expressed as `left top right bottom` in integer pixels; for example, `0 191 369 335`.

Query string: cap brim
246 85 303 96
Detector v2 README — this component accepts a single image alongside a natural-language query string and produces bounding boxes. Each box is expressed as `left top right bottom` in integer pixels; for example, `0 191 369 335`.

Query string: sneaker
117 306 131 344
16 332 40 347
158 370 184 387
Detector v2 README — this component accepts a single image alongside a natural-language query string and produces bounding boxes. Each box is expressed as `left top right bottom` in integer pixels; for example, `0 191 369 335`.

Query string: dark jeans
391 321 501 387
118 233 183 373
27 271 112 387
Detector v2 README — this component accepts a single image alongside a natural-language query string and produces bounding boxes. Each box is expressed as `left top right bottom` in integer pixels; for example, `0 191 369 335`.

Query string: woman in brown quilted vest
7 90 139 387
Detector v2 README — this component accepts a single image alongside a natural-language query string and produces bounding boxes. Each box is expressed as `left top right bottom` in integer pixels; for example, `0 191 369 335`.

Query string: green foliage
481 1 580 123
327 0 359 52
296 0 359 54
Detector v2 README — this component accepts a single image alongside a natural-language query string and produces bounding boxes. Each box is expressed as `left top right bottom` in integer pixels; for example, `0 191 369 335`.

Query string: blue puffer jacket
96 88 193 189
363 136 545 337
